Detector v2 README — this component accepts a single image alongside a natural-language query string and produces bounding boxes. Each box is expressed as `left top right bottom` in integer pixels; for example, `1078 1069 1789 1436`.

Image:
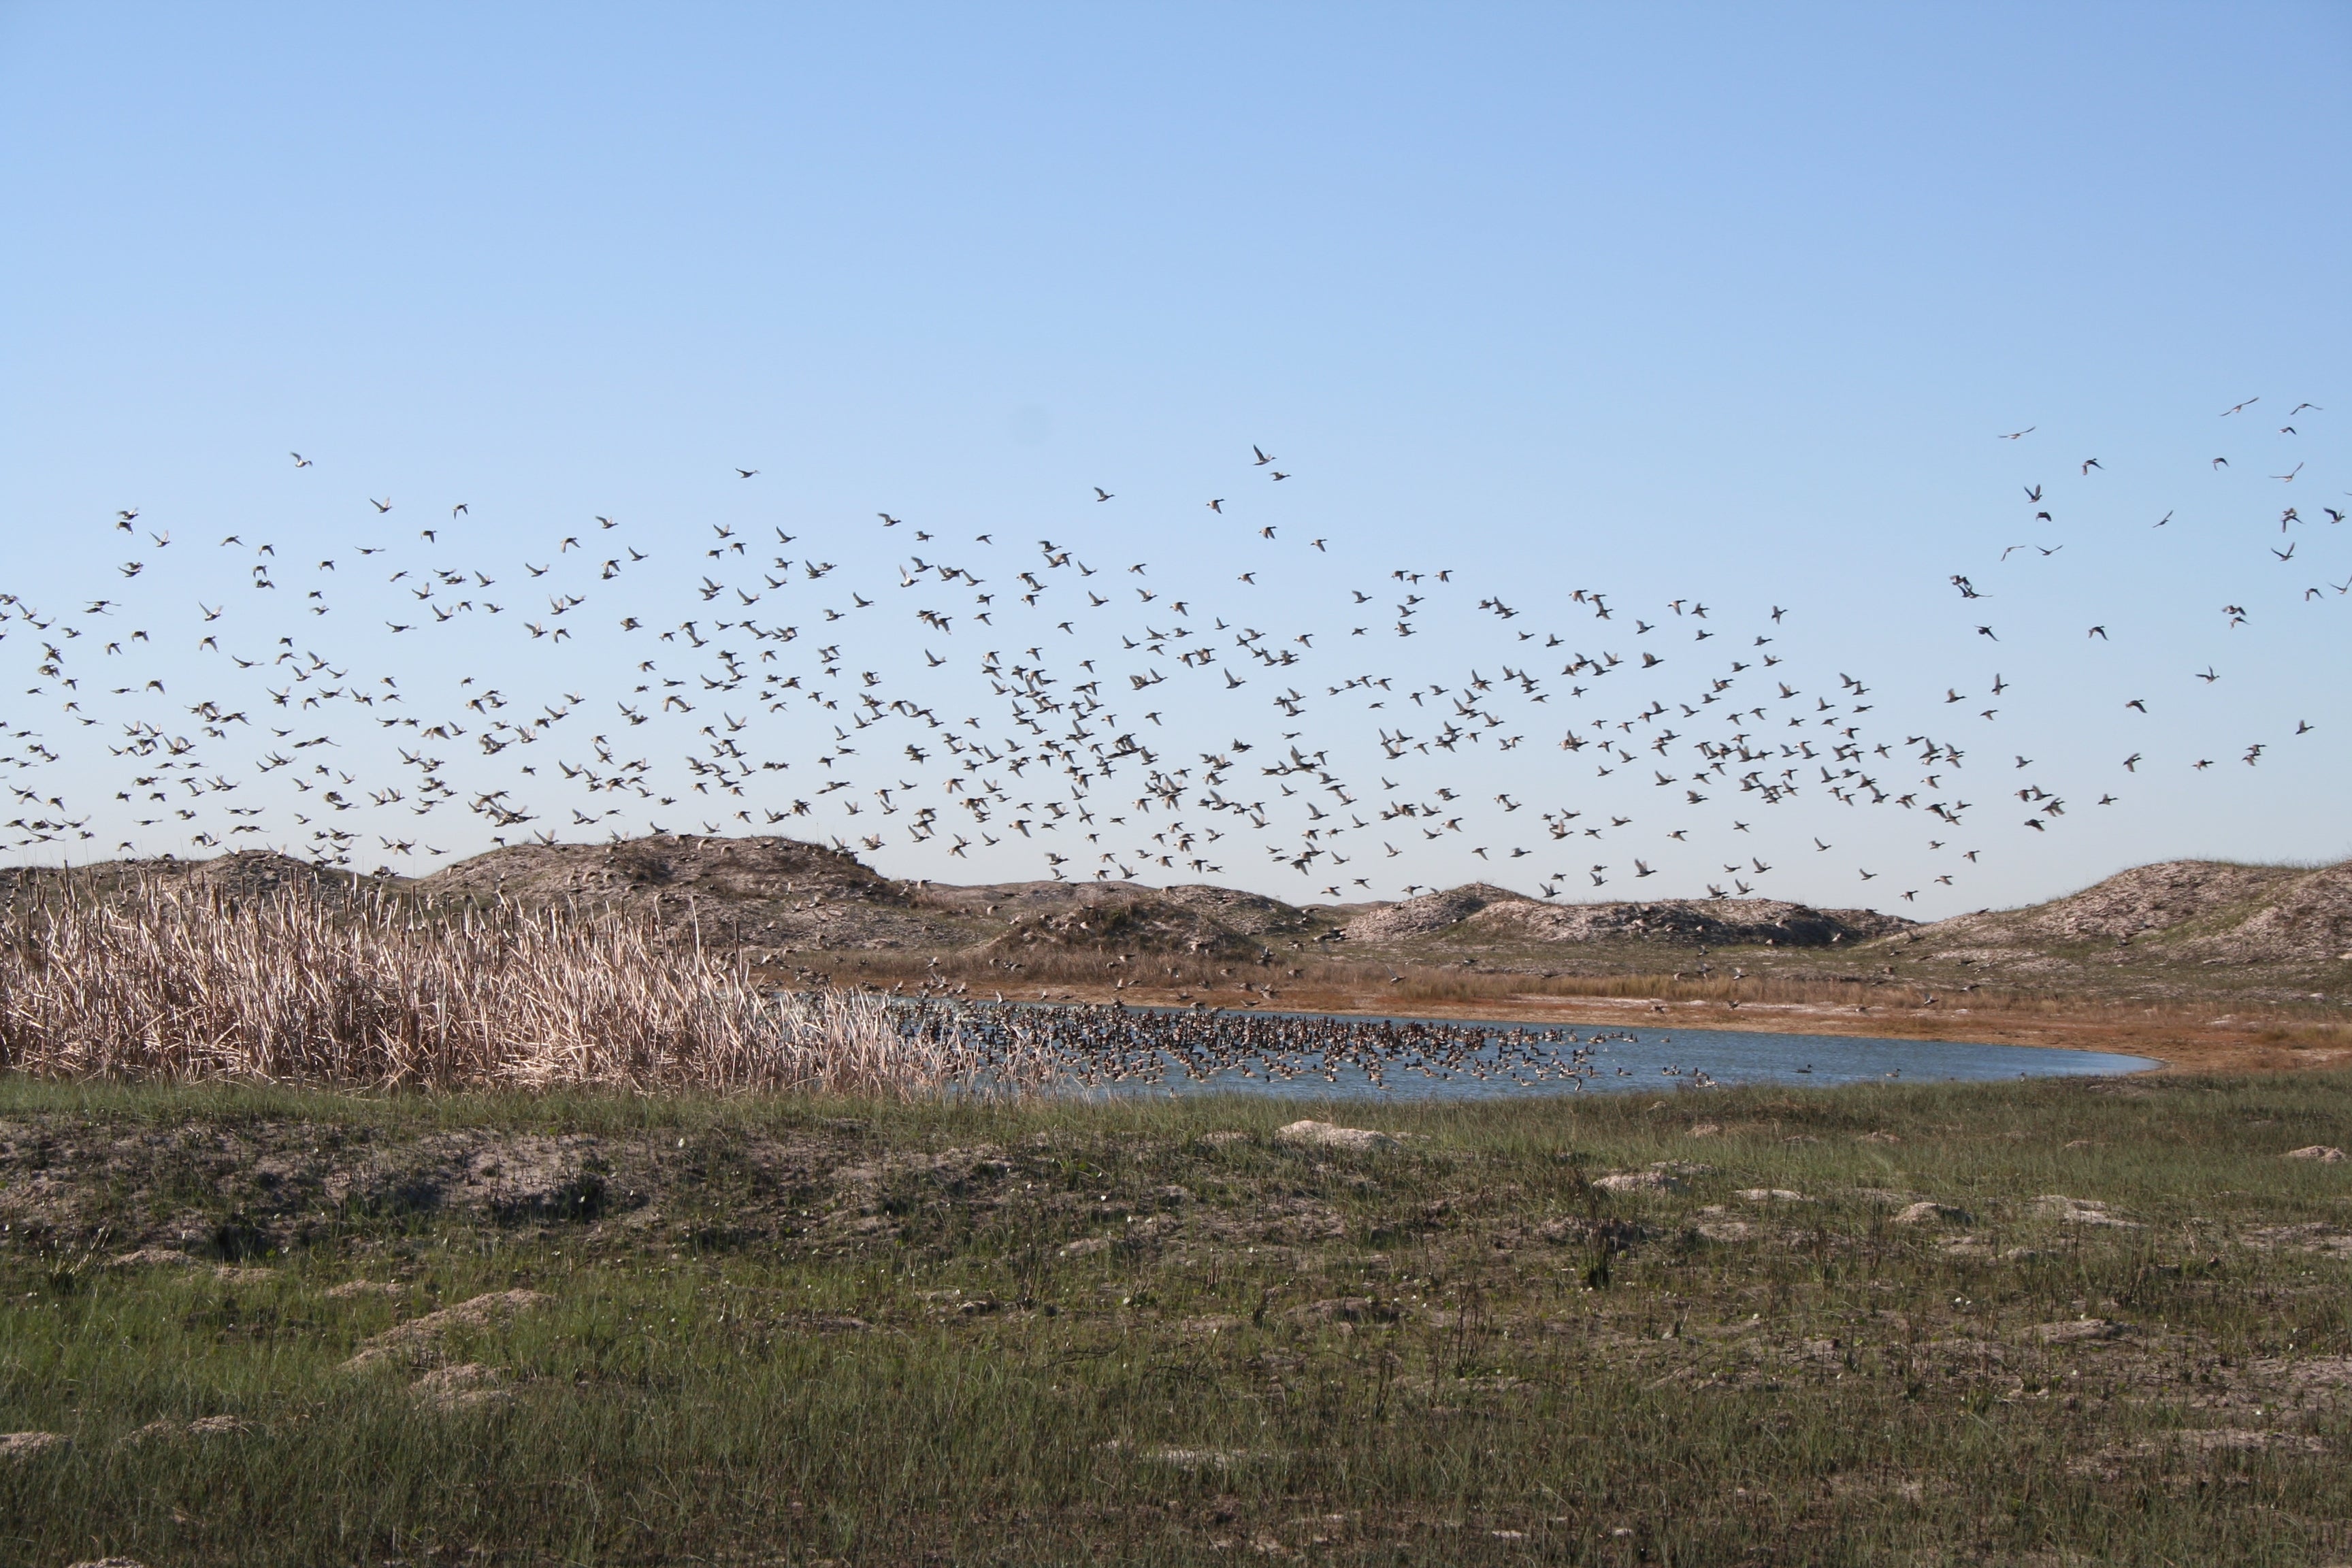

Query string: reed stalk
0 879 1032 1094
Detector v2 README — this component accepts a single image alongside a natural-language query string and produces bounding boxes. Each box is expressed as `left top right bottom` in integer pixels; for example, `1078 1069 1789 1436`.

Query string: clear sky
1 4 2345 916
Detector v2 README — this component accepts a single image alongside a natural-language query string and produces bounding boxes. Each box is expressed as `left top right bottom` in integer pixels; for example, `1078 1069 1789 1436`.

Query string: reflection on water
904 1000 2157 1101
1127 1015 2157 1101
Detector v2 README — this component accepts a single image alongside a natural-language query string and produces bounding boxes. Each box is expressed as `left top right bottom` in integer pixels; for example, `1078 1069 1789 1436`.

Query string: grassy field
2 1071 2349 1566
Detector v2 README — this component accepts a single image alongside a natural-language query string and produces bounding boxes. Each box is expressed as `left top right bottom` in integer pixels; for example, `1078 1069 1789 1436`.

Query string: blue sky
1 4 2345 914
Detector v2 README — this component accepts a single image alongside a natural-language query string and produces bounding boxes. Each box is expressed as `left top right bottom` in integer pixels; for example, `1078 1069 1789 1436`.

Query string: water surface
1073 1009 2157 1101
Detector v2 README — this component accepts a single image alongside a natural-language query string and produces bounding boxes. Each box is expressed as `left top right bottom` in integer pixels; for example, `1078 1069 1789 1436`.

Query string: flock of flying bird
0 398 2333 920
906 1002 1708 1093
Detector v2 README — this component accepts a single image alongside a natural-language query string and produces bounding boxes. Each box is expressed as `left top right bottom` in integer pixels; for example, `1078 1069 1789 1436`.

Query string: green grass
2 1071 2349 1565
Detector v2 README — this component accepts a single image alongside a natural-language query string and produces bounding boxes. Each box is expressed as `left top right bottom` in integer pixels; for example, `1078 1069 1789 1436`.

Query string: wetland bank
2 1071 2348 1567
0 860 2342 1564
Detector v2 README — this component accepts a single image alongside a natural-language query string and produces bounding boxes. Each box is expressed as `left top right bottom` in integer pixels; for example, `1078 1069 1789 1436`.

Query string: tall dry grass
0 879 1032 1094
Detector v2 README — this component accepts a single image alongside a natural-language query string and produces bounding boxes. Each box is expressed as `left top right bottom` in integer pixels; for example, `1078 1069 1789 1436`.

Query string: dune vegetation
1 1069 2347 1565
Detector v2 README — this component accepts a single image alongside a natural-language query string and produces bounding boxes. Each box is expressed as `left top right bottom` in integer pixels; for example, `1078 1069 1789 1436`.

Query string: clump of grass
0 878 1026 1094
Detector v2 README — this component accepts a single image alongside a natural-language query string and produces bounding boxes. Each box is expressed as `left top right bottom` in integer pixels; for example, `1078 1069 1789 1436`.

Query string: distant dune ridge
1909 860 2352 970
1341 884 1906 948
2 837 2347 978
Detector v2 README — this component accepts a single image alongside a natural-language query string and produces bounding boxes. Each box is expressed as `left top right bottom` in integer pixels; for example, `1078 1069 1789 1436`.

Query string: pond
917 1002 2159 1100
1147 1017 2155 1101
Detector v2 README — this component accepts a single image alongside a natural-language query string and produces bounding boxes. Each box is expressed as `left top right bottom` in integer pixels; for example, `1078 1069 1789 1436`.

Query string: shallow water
1060 1010 2157 1101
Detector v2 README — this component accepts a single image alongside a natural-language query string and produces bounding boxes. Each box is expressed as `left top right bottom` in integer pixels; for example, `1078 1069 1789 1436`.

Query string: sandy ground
1003 982 2349 1076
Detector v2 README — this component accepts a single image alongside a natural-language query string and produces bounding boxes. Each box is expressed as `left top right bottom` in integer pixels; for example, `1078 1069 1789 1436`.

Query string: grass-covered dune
2 1071 2348 1565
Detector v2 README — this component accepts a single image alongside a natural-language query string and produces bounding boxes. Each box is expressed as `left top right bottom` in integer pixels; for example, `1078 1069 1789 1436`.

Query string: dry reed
0 879 1034 1094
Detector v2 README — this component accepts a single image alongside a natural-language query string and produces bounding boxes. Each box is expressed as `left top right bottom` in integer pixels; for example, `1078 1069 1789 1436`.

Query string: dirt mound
410 834 975 953
1343 884 1525 941
1466 896 1906 948
419 834 896 906
1343 886 1905 948
342 1288 550 1371
1153 885 1327 939
1964 861 2296 944
180 851 378 900
2185 863 2352 964
0 851 382 907
1908 859 2352 968
963 881 1322 958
